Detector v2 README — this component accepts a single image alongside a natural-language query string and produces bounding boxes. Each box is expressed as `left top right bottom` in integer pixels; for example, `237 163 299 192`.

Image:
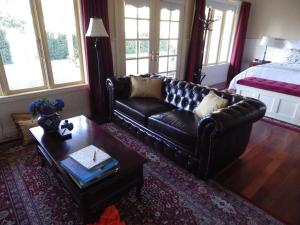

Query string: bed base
236 84 300 126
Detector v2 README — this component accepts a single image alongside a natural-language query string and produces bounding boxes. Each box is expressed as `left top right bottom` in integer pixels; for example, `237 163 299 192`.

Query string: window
124 3 150 75
158 6 181 78
121 0 185 78
203 5 236 65
0 0 84 96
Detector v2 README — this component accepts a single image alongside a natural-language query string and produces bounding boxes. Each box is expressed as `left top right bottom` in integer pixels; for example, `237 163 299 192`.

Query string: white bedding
229 63 300 90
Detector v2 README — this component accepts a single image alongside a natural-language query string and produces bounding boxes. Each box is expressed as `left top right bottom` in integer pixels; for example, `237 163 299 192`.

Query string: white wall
0 85 90 143
243 0 300 67
247 0 300 40
242 38 282 70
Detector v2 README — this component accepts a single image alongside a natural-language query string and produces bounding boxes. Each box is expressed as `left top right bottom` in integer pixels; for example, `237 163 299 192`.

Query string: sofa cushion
194 91 229 117
148 109 200 148
115 98 174 125
130 76 162 99
11 113 38 145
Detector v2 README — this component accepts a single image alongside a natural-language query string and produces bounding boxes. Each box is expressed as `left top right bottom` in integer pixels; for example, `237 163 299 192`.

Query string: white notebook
69 145 111 170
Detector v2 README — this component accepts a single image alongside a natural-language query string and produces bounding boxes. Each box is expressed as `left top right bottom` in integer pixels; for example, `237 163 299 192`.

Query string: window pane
138 7 149 19
0 0 44 90
205 7 209 18
219 10 234 62
138 58 148 74
138 20 149 39
41 0 81 85
168 56 177 71
170 22 179 39
125 19 137 39
159 40 168 56
159 72 167 77
161 8 170 20
171 10 180 21
203 31 209 64
158 57 168 72
167 71 176 77
160 21 169 39
169 40 178 55
139 40 149 57
125 4 137 18
126 59 137 75
208 10 223 64
125 40 137 58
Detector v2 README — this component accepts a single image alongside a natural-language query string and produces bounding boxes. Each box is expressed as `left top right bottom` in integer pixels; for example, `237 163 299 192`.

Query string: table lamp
260 36 275 62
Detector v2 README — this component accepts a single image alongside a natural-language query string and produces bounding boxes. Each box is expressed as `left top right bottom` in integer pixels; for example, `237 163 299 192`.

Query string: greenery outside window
0 0 85 96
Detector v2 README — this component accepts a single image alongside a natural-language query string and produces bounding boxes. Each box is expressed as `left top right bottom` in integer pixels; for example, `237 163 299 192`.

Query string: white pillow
272 49 300 64
194 91 229 117
284 40 300 50
287 49 300 63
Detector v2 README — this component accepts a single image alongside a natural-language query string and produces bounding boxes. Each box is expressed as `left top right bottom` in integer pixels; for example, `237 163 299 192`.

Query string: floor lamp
85 18 109 113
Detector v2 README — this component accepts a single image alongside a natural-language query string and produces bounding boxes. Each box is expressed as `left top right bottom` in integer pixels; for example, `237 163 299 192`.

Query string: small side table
249 60 271 67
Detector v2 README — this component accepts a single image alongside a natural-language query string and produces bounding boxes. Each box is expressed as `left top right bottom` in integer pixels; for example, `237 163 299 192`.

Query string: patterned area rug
0 123 285 225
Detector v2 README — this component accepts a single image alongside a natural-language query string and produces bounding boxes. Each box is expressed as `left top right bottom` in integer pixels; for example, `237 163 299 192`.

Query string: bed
229 63 300 90
229 63 300 126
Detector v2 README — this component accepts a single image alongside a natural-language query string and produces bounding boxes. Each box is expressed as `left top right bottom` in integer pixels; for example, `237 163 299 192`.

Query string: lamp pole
94 37 103 100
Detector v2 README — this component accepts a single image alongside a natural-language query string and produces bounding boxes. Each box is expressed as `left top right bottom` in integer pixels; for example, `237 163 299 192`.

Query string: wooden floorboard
215 120 300 225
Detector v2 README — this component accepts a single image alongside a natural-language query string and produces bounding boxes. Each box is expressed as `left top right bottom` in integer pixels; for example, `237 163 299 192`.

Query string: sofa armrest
106 77 131 120
196 97 266 179
106 77 131 98
198 97 266 134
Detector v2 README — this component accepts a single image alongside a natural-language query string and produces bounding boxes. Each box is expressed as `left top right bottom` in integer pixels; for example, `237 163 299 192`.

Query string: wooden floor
215 120 300 225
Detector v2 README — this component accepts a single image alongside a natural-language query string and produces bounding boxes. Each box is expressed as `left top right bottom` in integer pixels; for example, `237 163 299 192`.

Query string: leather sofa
106 75 266 180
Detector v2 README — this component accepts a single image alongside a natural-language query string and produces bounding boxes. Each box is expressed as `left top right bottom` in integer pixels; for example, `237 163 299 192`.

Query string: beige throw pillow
194 91 228 117
11 113 38 145
130 76 162 99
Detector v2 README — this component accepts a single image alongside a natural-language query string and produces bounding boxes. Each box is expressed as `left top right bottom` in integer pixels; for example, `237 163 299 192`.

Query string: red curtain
227 1 251 83
185 0 206 82
80 0 114 117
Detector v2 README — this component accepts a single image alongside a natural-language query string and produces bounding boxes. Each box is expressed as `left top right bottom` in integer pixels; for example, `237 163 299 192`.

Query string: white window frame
0 0 86 96
109 0 194 80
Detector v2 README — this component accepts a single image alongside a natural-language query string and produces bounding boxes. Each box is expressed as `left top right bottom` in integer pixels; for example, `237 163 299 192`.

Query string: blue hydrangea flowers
29 98 65 117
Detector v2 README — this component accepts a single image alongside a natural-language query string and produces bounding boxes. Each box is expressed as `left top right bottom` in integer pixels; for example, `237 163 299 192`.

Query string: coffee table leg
135 166 144 201
79 201 89 224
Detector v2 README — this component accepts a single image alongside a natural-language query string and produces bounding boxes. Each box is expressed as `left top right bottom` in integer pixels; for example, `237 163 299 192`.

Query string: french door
123 0 185 78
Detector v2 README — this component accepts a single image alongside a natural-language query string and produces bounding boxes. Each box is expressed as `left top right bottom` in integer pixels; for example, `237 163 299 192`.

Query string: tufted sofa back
162 78 243 112
109 74 244 112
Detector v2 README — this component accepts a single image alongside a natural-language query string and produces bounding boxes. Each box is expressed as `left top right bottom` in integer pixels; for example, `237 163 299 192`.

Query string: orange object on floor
87 205 125 225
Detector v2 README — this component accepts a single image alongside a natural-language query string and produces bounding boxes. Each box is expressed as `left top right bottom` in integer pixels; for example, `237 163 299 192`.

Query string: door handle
150 51 155 61
155 51 159 61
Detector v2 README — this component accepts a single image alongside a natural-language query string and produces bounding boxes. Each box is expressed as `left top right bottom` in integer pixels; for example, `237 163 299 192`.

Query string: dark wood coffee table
29 115 145 223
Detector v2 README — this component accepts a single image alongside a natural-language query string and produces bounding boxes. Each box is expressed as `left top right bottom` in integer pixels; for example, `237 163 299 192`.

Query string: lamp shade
260 36 275 46
85 18 109 37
